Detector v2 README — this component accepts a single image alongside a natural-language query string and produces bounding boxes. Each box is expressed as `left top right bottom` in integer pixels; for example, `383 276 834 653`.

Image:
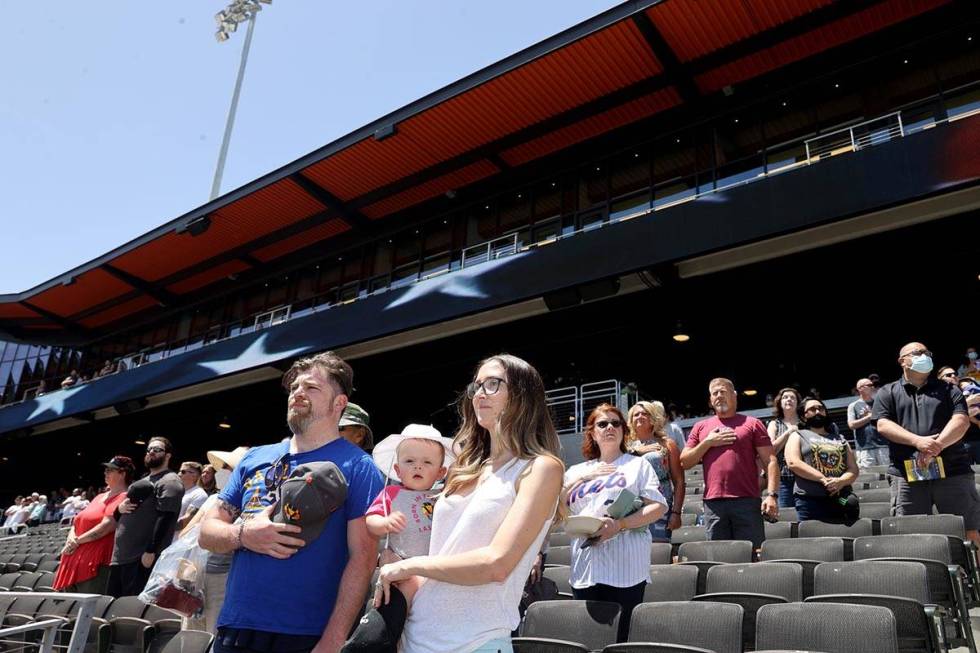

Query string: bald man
873 342 976 542
847 378 889 468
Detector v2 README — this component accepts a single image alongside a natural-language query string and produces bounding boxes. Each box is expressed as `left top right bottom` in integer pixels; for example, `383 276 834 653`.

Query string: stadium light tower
209 0 272 200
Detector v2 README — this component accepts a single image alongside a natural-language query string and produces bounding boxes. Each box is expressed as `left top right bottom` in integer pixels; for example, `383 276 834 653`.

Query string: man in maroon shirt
681 378 779 546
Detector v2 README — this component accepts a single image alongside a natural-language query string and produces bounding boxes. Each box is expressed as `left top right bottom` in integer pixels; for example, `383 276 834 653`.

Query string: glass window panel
578 164 607 210
423 220 452 256
610 191 651 221
14 344 28 360
498 190 532 233
475 203 498 241
653 133 696 186
533 180 561 221
610 150 650 199
317 263 341 292
393 231 421 268
267 280 288 308
0 344 12 363
341 251 366 283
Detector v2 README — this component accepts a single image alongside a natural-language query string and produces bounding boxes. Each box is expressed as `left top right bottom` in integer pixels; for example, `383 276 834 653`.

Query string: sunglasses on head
146 446 166 454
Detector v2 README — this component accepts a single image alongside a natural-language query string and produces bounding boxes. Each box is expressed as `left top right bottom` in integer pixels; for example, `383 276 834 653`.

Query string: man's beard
287 406 319 436
145 453 165 469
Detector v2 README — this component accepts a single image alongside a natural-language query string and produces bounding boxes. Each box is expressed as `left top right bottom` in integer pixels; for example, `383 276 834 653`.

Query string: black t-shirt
872 377 969 477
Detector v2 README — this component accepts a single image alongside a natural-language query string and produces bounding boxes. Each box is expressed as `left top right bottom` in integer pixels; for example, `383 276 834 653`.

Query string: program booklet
904 453 945 482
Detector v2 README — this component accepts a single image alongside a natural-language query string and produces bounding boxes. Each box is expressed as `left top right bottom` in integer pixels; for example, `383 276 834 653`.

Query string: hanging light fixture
672 321 690 342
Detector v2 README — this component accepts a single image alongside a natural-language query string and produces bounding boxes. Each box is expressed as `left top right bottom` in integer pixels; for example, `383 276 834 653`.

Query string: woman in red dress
54 456 134 593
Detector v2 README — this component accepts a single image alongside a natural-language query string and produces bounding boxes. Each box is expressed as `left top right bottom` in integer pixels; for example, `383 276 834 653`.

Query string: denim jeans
471 638 514 653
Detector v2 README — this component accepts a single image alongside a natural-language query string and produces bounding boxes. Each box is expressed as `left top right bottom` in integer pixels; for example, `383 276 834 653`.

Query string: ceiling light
218 422 232 429
743 389 758 397
134 440 146 445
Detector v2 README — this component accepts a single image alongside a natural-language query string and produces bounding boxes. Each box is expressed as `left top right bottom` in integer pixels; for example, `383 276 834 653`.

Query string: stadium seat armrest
511 636 590 652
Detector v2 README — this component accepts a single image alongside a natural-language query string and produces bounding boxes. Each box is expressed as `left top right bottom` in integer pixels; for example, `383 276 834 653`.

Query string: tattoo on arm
217 499 241 521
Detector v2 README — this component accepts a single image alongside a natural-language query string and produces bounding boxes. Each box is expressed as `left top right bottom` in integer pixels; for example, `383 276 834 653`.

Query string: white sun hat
372 424 456 482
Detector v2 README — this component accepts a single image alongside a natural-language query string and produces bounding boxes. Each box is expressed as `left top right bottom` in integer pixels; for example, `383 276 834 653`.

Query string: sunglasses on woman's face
595 420 622 429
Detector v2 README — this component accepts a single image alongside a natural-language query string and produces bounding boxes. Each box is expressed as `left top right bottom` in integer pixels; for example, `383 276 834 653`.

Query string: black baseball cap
272 462 348 545
102 455 135 474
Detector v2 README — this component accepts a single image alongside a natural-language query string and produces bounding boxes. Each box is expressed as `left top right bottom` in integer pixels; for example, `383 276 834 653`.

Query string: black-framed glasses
146 446 166 454
467 377 507 398
595 420 623 429
264 453 291 499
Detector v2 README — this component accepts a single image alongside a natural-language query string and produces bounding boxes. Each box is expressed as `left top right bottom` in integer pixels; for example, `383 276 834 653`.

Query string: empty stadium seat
645 565 698 603
515 600 620 652
628 601 742 653
755 602 899 653
758 537 846 598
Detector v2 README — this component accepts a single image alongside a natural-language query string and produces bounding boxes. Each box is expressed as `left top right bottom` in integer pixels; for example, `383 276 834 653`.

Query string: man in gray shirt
847 378 890 468
107 436 184 597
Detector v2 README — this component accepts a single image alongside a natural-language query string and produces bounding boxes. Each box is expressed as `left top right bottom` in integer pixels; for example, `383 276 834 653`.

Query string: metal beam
101 264 177 307
237 254 263 268
687 0 889 76
631 12 700 102
290 173 373 231
19 302 85 334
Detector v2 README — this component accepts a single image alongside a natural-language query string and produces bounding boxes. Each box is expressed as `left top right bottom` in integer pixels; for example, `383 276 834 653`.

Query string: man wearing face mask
107 436 185 597
873 342 976 542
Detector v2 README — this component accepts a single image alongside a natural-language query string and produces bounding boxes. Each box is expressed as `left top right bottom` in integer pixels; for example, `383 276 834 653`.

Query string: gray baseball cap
272 462 348 545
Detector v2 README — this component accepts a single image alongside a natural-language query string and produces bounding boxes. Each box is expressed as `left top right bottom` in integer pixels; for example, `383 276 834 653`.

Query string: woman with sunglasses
563 403 667 643
784 397 859 523
379 354 564 653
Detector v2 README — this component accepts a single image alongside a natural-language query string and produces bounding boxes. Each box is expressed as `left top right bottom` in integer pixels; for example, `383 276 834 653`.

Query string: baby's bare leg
392 575 423 607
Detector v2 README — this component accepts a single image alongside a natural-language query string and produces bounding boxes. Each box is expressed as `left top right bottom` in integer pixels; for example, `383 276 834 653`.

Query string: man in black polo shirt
873 341 976 542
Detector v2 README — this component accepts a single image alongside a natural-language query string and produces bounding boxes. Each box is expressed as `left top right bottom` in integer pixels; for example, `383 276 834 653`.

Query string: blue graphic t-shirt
217 437 384 636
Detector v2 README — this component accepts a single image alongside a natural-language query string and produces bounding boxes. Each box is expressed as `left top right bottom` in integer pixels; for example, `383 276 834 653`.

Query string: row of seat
0 592 211 653
539 532 978 653
0 569 56 591
515 599 911 653
0 552 61 573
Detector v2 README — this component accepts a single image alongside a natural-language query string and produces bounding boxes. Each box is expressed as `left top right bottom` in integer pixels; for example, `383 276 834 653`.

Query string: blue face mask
968 352 977 361
909 354 934 374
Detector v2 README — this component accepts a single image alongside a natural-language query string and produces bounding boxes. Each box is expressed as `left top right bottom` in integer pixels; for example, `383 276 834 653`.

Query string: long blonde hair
626 400 668 448
444 354 565 516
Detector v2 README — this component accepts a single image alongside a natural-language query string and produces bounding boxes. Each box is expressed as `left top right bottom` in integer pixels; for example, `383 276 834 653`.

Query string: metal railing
546 386 580 434
805 112 904 162
0 592 100 653
460 233 519 268
547 379 636 435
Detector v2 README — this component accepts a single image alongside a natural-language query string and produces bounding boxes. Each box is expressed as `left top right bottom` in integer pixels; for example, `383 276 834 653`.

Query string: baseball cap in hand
126 477 155 506
272 462 348 545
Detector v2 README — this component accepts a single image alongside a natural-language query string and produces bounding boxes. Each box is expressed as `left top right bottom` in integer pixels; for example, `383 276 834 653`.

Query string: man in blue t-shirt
201 351 384 653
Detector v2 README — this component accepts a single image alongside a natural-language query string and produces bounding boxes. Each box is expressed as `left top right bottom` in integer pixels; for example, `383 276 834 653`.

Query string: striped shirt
565 453 666 589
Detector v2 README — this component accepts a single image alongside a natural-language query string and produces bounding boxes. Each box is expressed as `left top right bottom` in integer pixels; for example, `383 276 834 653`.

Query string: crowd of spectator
1 342 979 653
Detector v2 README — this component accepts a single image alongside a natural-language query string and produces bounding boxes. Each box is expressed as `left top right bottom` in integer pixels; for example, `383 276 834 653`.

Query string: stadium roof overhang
0 0 960 343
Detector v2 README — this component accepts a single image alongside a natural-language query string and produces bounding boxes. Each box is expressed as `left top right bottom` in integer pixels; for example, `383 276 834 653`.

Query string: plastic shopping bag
139 524 207 618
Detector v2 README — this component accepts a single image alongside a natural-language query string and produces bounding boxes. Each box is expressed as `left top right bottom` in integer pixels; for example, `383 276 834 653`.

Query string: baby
342 425 454 653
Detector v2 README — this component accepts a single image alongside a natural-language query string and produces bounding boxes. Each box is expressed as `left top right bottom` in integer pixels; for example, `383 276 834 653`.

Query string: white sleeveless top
400 458 553 653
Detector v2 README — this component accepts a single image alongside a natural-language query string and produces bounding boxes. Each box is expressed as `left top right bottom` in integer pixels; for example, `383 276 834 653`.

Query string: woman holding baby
375 354 564 653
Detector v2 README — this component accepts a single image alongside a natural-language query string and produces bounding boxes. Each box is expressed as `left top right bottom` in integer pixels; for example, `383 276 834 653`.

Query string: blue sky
0 1 618 294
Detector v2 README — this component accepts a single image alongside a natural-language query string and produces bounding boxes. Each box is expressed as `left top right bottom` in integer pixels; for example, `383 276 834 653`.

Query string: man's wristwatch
765 491 778 498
